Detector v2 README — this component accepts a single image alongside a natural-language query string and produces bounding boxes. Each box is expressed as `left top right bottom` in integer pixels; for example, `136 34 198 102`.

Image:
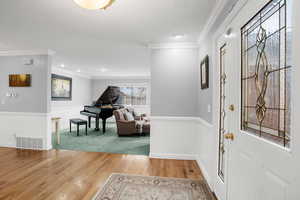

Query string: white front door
214 40 234 200
214 0 300 199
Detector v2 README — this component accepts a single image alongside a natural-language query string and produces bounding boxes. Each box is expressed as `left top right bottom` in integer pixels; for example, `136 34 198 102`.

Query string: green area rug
52 122 150 156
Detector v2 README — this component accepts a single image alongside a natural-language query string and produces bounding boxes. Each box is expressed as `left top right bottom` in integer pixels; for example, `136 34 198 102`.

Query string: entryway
213 0 300 199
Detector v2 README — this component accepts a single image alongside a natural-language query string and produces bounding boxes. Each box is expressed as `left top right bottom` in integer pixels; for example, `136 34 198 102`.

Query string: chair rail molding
0 49 55 56
150 115 215 190
0 111 52 150
148 42 199 50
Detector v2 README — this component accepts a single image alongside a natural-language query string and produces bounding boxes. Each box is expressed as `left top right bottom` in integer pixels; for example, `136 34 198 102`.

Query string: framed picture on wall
200 55 209 89
9 74 31 87
51 74 72 101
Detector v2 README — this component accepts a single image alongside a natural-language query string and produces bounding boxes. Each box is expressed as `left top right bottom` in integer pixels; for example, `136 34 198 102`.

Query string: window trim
117 83 150 106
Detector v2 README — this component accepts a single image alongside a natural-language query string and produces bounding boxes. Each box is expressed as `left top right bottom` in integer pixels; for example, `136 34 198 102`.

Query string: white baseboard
150 116 198 161
195 117 213 128
0 143 16 148
196 156 213 190
150 115 215 192
149 153 197 160
46 145 53 150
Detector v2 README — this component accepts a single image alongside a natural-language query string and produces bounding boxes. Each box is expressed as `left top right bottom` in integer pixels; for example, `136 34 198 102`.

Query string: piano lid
95 86 121 106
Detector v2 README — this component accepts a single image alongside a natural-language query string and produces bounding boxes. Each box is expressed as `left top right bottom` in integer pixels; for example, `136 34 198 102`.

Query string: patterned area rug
93 174 213 200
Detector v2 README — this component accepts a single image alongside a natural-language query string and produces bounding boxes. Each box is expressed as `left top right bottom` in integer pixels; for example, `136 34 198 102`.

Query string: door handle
229 104 235 111
224 133 234 141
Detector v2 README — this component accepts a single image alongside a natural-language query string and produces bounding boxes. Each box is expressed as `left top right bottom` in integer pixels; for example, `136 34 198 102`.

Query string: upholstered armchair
113 109 138 136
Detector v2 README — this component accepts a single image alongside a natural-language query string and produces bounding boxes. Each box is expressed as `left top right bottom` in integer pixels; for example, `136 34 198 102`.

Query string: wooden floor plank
0 147 214 200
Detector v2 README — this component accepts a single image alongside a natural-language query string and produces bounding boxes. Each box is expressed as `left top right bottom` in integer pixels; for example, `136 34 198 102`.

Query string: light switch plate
207 104 211 113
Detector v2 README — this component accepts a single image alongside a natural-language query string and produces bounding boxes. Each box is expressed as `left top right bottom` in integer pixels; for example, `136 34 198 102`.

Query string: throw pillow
124 112 135 121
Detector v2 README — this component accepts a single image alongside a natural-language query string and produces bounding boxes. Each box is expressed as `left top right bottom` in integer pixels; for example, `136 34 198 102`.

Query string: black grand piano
80 86 123 133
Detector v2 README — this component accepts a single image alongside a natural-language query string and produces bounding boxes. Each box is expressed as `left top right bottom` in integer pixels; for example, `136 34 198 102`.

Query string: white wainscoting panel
195 118 215 190
150 116 215 190
150 116 199 160
0 112 52 150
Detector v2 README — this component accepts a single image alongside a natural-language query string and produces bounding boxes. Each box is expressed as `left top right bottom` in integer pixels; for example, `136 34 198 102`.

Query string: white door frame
211 0 300 199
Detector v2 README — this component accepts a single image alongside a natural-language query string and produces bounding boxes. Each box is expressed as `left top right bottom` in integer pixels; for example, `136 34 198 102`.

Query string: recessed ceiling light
173 34 185 39
60 64 65 68
96 68 109 72
76 69 81 73
100 68 108 72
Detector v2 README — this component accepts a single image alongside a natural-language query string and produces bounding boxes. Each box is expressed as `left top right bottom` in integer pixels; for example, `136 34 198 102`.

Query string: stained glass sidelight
218 44 226 181
241 0 292 147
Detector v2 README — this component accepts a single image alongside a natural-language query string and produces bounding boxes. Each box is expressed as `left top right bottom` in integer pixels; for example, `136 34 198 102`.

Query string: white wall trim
196 156 213 190
52 68 151 80
0 111 50 117
195 117 214 128
150 115 215 191
0 49 56 56
212 0 249 41
52 67 92 79
149 153 197 160
148 42 199 49
151 116 213 126
198 0 231 43
91 74 151 80
151 116 199 121
0 112 52 150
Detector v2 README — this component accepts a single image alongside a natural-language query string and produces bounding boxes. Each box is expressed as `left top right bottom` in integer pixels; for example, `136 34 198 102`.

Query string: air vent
16 136 43 150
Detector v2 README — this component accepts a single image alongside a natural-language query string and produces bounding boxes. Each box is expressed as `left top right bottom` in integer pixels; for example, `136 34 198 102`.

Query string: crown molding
91 74 151 80
0 49 56 56
52 67 151 80
148 42 199 49
52 67 92 79
198 0 232 43
51 67 151 80
212 0 249 41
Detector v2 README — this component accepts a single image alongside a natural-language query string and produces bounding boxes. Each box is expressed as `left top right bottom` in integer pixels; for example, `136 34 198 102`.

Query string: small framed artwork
9 74 31 87
51 74 72 101
200 55 209 89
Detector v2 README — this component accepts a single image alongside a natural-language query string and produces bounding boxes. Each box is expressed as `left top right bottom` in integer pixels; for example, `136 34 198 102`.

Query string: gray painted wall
51 72 92 109
151 48 199 117
198 36 213 123
0 55 51 113
91 78 150 102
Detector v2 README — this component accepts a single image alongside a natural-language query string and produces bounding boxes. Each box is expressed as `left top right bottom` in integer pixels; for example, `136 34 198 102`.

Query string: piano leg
95 117 100 131
102 119 106 133
88 116 91 128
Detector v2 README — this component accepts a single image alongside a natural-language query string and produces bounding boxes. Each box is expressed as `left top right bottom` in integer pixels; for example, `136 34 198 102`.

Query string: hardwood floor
0 147 213 200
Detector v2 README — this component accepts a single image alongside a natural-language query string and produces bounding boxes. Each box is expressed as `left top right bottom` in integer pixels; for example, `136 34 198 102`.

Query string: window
241 0 292 147
218 44 227 181
119 86 147 105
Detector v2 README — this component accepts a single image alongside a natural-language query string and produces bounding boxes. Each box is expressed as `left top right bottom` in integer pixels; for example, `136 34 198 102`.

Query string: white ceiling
0 0 218 77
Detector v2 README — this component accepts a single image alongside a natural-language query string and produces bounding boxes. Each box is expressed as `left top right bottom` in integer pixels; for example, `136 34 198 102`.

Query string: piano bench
70 119 88 136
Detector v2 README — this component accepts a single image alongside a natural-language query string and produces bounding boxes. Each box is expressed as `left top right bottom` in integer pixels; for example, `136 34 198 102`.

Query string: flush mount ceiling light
73 0 115 10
